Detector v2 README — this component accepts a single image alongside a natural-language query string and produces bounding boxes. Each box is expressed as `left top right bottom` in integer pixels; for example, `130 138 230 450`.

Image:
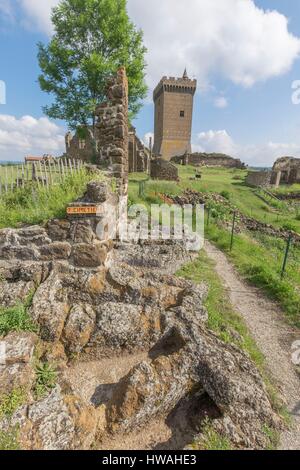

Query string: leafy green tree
38 0 147 132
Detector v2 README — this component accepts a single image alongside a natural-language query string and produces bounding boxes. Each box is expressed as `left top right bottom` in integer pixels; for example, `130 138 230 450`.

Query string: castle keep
153 70 197 160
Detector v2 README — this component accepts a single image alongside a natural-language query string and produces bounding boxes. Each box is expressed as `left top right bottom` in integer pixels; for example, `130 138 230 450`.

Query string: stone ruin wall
150 158 179 181
171 152 246 169
95 67 129 197
245 171 273 188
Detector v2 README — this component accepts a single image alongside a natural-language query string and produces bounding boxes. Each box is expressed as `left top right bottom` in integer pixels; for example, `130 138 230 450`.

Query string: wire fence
0 158 84 196
205 205 300 280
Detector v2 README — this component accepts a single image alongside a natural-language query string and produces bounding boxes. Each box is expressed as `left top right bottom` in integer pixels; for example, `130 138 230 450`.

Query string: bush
0 429 20 450
0 295 38 336
281 221 297 232
0 389 27 419
220 190 230 200
34 362 57 400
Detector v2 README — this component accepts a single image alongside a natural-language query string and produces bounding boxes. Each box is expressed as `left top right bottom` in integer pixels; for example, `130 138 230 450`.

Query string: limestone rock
86 181 108 203
39 242 72 261
63 304 96 354
3 332 38 364
46 219 70 241
0 363 35 395
72 242 108 268
30 270 70 342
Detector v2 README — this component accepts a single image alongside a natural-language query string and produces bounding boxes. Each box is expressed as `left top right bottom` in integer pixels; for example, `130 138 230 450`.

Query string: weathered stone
0 363 35 395
46 219 71 241
86 181 108 203
69 220 95 244
39 242 72 261
72 242 108 268
3 332 38 364
0 245 40 261
30 270 70 342
0 280 36 308
63 304 96 354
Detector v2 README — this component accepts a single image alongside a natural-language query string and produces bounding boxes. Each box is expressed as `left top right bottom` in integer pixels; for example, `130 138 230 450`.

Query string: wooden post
230 211 237 251
281 235 293 279
5 166 8 193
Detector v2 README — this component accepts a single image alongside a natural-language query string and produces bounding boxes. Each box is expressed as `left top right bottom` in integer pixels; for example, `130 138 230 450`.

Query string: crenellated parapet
153 75 197 102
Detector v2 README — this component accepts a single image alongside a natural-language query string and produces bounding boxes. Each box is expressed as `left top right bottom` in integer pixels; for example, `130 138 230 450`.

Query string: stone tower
153 70 197 160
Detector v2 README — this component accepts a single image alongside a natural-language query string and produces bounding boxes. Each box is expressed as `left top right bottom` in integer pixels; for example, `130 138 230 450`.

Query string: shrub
0 429 20 450
34 362 57 400
281 221 297 232
0 389 27 419
220 190 230 200
0 295 38 336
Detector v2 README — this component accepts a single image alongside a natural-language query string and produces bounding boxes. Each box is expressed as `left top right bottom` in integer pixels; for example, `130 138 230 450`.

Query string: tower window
180 110 185 117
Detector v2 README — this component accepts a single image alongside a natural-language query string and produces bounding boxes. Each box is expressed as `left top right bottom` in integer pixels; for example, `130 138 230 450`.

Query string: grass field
128 167 300 326
0 168 102 228
0 160 79 195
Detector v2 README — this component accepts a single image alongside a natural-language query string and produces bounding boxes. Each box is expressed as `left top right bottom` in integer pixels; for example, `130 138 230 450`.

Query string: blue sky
1 0 300 166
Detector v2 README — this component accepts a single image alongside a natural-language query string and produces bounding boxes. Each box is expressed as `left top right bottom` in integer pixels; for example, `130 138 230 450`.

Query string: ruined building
272 156 300 186
128 126 150 173
153 70 197 160
65 120 149 174
172 152 246 169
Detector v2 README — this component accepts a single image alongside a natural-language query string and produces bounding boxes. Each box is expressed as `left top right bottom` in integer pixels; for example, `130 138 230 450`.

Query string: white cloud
0 114 65 162
214 97 228 109
192 129 300 167
193 130 238 155
18 0 59 35
128 0 300 90
10 1 300 90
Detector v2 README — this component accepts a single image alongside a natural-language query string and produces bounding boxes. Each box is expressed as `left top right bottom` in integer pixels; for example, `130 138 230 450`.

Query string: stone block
72 242 108 268
39 242 72 261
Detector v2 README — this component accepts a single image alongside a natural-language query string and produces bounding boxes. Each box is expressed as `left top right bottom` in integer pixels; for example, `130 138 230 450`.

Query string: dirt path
204 240 300 450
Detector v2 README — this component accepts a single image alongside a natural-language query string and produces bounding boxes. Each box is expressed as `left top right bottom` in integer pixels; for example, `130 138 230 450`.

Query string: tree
38 0 147 133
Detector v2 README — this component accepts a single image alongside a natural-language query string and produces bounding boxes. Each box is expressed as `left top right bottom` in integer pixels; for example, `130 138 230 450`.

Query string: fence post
230 211 237 251
206 206 211 227
281 234 293 279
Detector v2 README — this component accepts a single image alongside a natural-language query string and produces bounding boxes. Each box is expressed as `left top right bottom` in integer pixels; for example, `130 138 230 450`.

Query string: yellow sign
67 206 97 215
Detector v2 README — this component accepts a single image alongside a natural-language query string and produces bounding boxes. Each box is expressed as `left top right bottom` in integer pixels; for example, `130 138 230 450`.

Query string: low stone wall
172 152 246 169
0 181 115 269
245 171 273 187
150 158 179 181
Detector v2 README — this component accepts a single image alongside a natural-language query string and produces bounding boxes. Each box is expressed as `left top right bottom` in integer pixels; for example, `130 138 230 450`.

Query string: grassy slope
0 169 101 229
128 167 300 326
178 166 300 233
177 251 284 449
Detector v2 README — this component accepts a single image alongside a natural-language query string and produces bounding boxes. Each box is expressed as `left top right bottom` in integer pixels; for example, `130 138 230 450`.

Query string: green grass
0 389 27 419
128 167 300 327
177 166 300 233
177 250 290 431
262 424 280 450
0 428 20 450
0 168 102 229
0 294 38 337
206 223 300 327
177 250 265 369
33 362 57 400
195 420 232 450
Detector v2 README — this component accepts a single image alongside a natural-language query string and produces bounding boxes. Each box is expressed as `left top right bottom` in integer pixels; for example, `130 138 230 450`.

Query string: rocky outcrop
0 233 281 449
